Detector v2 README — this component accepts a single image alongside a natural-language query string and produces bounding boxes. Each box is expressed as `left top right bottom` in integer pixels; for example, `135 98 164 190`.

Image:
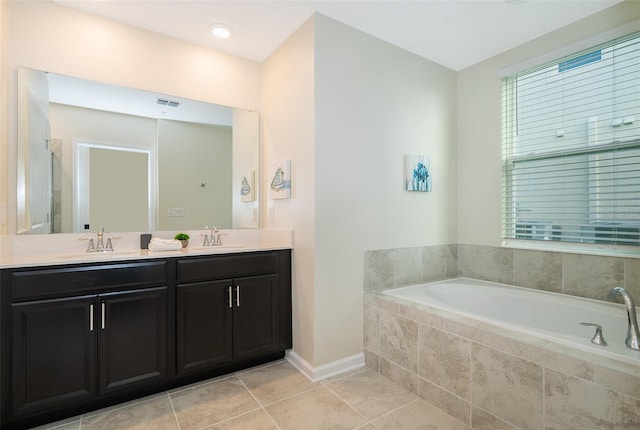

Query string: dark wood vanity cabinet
1 249 292 429
176 251 291 375
10 287 168 415
11 295 98 413
2 260 171 425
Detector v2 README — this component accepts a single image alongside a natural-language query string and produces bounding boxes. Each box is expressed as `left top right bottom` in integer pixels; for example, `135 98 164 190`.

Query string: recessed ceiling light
210 24 232 39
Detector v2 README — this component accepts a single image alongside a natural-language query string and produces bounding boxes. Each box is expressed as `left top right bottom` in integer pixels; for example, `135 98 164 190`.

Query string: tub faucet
607 286 640 351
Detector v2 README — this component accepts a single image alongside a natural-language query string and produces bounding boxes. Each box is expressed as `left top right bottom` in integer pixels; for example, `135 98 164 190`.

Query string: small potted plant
174 233 190 248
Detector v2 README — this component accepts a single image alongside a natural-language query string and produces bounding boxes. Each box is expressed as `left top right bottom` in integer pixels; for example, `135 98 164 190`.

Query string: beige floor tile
82 391 168 418
209 409 277 429
170 376 260 430
80 396 178 430
239 360 316 405
327 368 416 420
265 386 367 430
30 418 81 430
372 399 471 430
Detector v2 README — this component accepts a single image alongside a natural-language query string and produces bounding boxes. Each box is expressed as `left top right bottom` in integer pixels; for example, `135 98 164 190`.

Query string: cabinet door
232 274 280 361
177 280 233 374
11 295 97 416
98 287 167 395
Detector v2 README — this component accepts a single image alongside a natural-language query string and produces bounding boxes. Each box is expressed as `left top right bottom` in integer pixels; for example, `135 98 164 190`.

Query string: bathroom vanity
0 248 292 429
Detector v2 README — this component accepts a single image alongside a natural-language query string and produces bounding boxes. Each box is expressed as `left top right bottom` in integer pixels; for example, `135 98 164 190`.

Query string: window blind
502 31 640 247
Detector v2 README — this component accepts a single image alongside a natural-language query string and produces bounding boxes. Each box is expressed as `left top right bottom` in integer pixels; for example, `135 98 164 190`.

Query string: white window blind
502 31 640 247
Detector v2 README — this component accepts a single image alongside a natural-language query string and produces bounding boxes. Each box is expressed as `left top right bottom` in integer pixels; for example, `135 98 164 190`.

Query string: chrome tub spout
607 286 640 351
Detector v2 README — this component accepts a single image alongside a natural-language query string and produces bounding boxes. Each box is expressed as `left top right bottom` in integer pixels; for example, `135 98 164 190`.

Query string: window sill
502 239 640 259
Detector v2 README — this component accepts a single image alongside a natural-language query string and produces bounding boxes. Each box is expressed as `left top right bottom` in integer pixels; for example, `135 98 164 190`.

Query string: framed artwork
269 160 291 200
404 154 432 192
240 170 255 202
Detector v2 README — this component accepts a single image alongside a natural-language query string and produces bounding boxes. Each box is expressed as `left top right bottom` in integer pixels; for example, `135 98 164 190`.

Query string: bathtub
384 277 640 363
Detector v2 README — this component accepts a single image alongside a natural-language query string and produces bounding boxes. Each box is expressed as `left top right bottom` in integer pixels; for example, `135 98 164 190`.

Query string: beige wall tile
563 253 624 300
364 349 380 372
421 245 447 282
380 357 420 395
445 318 505 351
471 344 542 430
513 249 562 293
471 407 520 430
595 364 640 401
445 244 459 278
505 336 594 381
363 304 380 355
474 245 514 285
364 249 395 291
379 310 419 373
395 247 423 287
623 258 640 301
457 244 475 278
419 325 470 399
545 369 640 430
418 378 470 426
415 309 446 329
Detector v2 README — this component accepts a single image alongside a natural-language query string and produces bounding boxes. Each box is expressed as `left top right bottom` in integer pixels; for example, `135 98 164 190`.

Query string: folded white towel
148 238 182 252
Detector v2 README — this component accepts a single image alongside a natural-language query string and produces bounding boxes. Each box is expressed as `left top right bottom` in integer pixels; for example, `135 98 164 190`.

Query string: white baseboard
285 350 365 382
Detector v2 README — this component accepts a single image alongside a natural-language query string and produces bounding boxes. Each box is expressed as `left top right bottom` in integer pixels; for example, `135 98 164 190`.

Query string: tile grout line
167 373 237 396
236 374 283 430
468 338 473 427
76 392 169 424
541 366 546 430
322 382 374 426
166 390 183 430
367 397 421 425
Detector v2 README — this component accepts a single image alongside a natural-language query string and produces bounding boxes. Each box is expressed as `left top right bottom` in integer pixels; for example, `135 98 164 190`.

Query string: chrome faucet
607 286 640 351
96 226 104 250
85 227 114 252
202 226 222 246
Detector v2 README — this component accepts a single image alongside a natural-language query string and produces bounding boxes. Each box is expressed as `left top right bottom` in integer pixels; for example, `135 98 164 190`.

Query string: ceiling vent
156 98 180 108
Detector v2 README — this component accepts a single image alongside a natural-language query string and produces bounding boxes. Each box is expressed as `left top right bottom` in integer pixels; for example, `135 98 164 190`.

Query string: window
557 50 602 73
502 32 640 247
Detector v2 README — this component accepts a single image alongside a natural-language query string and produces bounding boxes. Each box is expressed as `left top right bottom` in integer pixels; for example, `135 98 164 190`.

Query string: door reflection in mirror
75 143 151 233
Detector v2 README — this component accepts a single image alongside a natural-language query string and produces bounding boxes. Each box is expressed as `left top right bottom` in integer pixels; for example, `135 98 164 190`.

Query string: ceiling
53 0 623 71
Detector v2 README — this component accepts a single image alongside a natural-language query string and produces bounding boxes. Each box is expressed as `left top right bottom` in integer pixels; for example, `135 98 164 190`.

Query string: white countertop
0 229 293 269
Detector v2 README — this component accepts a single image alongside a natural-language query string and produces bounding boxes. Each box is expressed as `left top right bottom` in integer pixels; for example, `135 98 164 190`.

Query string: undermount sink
57 251 141 260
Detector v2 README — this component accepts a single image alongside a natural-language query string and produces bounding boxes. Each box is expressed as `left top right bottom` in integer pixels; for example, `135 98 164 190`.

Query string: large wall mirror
16 67 260 235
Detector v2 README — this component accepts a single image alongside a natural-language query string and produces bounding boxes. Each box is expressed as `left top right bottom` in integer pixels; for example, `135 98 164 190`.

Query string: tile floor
31 360 470 430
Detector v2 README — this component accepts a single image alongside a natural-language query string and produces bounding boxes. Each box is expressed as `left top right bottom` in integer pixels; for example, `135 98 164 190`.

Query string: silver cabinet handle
228 286 233 308
89 304 94 331
101 302 105 330
235 285 240 307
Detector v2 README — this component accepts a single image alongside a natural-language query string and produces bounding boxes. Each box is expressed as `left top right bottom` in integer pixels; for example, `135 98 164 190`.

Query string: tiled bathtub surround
363 244 640 429
364 244 640 302
363 292 640 430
